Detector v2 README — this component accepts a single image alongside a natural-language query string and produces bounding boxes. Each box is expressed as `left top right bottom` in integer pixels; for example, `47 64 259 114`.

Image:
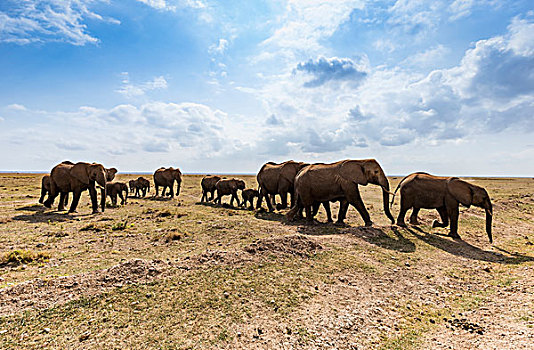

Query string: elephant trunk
381 187 395 224
485 201 493 243
100 187 106 212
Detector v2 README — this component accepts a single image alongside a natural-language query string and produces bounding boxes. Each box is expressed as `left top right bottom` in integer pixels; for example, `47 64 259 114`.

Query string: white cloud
0 0 118 45
115 73 168 98
135 0 207 12
260 0 365 60
6 104 27 111
209 38 228 55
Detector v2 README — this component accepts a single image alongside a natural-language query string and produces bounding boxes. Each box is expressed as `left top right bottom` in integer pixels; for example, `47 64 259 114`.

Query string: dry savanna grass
0 173 533 349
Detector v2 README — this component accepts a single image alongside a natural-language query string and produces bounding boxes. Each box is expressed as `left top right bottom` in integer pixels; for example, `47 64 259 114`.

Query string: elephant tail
390 172 431 208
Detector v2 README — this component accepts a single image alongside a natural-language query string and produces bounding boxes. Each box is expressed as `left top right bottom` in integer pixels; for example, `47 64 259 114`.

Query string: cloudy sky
0 0 533 176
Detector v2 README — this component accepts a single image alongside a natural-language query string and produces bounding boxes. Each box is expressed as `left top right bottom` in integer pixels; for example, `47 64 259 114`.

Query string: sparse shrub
111 221 131 231
1 250 50 266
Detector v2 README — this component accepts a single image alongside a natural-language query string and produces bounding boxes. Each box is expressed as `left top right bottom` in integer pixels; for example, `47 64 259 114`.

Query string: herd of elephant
38 159 494 244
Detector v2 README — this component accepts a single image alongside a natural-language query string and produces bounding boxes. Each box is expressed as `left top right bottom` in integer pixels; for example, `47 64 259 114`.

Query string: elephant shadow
406 226 534 264
12 210 93 224
196 202 250 211
145 196 173 202
15 204 47 212
294 223 416 253
254 210 290 223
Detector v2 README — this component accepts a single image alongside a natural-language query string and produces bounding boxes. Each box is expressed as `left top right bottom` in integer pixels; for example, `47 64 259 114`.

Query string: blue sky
0 0 533 175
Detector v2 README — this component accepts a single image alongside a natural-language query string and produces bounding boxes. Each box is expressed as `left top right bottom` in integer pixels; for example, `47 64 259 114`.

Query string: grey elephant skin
395 173 493 243
130 177 150 197
256 160 309 211
215 178 245 207
106 182 129 206
200 175 221 202
287 159 395 226
154 167 182 198
241 188 259 209
44 162 111 214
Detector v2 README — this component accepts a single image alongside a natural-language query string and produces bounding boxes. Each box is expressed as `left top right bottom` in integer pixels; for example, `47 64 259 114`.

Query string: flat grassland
0 174 532 349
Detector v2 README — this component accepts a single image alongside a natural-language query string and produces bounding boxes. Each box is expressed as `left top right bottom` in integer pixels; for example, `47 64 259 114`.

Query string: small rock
223 292 230 299
36 243 45 248
79 331 91 341
482 267 491 273
405 262 411 267
0 330 7 335
43 328 51 333
236 331 242 337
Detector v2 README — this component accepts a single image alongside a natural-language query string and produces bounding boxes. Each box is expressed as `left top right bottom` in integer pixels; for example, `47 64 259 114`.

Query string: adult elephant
215 178 246 207
106 182 129 206
287 159 395 226
256 160 309 211
394 173 493 243
200 175 221 202
44 162 109 213
153 167 182 198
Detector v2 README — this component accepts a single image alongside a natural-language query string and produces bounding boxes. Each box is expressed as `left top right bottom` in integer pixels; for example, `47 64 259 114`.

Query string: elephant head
447 178 493 243
168 167 182 196
70 162 108 212
236 179 246 190
340 159 395 224
106 167 118 182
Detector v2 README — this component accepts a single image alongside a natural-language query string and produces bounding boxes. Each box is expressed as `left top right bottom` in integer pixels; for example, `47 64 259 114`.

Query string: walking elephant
43 162 109 213
256 160 309 211
215 178 246 207
241 188 259 209
394 173 493 243
154 167 182 198
286 159 395 226
132 177 150 197
106 182 129 206
200 175 221 202
129 180 136 193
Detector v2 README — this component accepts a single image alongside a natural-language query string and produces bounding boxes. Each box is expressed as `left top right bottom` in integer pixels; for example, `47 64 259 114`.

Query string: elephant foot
43 201 52 209
327 218 334 223
364 221 373 227
410 219 420 225
432 220 442 228
448 232 461 240
396 221 407 227
334 220 346 226
68 210 77 214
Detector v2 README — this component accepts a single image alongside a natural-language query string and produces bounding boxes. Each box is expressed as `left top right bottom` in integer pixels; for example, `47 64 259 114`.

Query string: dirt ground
0 173 532 349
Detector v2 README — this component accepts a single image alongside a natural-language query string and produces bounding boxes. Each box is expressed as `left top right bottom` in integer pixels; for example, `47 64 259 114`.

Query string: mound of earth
245 235 322 257
0 259 167 316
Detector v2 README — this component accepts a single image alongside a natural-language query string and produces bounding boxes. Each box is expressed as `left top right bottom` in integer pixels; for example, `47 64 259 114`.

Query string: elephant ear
70 163 90 184
447 178 473 207
106 168 118 181
339 160 367 186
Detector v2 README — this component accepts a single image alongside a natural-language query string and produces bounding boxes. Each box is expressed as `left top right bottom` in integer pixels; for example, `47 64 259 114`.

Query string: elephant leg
201 191 206 202
279 192 288 210
58 192 68 211
345 185 372 227
69 191 82 213
64 192 69 206
324 202 333 223
432 206 449 228
155 185 159 197
88 186 99 213
266 193 275 212
447 204 461 239
396 196 410 227
230 193 235 206
409 208 420 225
336 200 349 224
121 192 126 205
311 202 320 217
305 206 314 223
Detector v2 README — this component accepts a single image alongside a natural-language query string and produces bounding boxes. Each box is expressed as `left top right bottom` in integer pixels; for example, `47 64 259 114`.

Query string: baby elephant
241 188 259 209
200 175 221 202
215 178 246 207
395 172 493 243
106 182 129 206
